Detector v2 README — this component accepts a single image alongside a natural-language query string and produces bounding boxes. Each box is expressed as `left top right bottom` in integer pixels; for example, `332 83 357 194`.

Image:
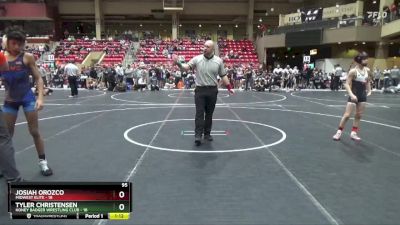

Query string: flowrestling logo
366 11 388 19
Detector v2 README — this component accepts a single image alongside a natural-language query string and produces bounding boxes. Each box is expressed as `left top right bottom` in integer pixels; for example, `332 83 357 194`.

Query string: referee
173 40 234 146
64 59 80 98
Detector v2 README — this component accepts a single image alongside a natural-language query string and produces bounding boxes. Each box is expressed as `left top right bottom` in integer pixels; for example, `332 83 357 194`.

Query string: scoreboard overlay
8 182 132 220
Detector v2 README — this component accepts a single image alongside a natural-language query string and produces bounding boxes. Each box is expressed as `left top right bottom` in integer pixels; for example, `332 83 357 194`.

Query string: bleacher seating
55 39 129 65
136 39 203 63
219 40 258 64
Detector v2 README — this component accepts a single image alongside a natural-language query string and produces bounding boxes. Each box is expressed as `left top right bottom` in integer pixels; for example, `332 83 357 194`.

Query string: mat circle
124 119 286 153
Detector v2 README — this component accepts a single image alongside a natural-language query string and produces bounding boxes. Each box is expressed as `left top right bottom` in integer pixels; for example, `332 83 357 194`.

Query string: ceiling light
362 42 366 45
218 24 221 28
259 18 262 22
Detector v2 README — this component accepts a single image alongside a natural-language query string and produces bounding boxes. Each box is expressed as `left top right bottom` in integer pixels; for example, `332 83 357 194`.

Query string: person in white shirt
124 65 134 86
273 64 283 76
64 60 80 98
137 74 147 91
390 65 399 87
281 65 291 90
332 64 343 91
292 66 300 91
115 64 124 82
174 70 182 88
164 76 175 89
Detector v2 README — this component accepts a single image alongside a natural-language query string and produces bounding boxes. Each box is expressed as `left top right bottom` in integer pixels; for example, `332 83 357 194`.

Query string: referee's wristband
0 52 6 65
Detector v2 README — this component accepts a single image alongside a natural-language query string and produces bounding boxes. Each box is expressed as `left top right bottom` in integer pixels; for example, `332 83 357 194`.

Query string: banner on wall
281 2 358 26
323 3 357 19
300 8 323 23
283 8 324 25
283 12 302 25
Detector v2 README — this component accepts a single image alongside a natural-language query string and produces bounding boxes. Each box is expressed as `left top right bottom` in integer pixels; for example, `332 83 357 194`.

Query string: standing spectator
293 66 300 90
174 69 182 88
383 6 391 23
390 2 397 21
150 73 159 91
88 66 98 89
383 69 391 90
244 68 252 91
115 64 124 83
148 66 157 86
156 65 164 89
101 65 110 89
186 72 195 89
333 64 343 91
53 65 64 88
390 65 399 86
38 65 48 87
106 66 117 91
373 67 382 89
80 66 89 89
137 74 147 91
124 64 134 87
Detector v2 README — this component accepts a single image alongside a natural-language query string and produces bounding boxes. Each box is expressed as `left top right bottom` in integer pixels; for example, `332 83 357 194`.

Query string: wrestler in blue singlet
1 52 36 115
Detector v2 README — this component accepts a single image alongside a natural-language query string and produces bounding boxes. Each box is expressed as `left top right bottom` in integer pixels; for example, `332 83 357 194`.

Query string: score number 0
119 183 128 211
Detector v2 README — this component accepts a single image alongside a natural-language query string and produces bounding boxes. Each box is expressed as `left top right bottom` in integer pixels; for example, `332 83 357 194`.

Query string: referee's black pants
194 86 218 138
0 110 21 180
68 76 79 96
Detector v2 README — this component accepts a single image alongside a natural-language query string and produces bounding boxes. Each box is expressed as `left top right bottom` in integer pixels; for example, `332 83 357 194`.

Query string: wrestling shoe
332 130 342 141
39 160 53 176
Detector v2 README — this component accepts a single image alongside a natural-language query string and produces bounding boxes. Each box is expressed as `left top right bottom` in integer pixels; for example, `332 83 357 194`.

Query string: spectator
390 65 399 86
390 2 398 21
115 64 124 82
174 69 182 88
373 67 382 90
137 74 147 91
124 64 134 87
165 76 175 89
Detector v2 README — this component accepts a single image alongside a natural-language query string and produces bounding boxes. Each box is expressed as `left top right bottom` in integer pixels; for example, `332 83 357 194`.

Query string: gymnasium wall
58 0 301 16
